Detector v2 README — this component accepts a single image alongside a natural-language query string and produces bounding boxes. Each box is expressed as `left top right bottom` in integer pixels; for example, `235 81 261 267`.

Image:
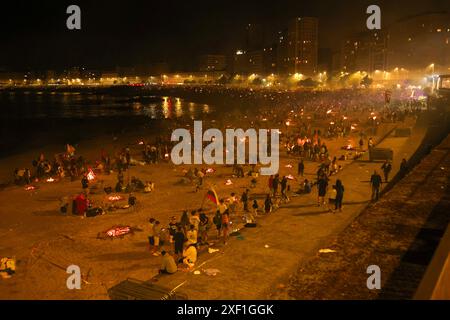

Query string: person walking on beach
298 160 305 177
213 210 222 238
280 176 289 203
81 174 89 190
241 189 249 212
152 220 162 255
148 218 156 249
173 226 185 261
272 174 280 196
264 194 272 214
221 210 230 245
198 213 209 244
317 174 328 206
381 160 392 182
370 170 382 201
333 179 344 212
252 199 259 217
268 175 274 196
180 210 190 235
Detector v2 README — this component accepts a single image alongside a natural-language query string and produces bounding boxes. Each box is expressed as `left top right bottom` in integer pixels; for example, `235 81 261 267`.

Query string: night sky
1 0 449 71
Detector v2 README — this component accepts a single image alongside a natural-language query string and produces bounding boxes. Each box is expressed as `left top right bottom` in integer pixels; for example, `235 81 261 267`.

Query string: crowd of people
9 87 420 277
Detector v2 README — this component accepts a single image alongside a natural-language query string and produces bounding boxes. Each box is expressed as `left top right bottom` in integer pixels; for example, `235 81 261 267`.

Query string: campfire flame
106 226 131 238
24 185 36 191
87 169 95 181
46 177 55 182
108 195 122 201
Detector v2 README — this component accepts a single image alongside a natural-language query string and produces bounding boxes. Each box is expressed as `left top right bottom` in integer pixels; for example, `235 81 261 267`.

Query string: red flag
205 188 219 205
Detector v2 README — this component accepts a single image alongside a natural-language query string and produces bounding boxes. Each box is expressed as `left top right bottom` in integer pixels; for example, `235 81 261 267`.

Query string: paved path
148 121 426 299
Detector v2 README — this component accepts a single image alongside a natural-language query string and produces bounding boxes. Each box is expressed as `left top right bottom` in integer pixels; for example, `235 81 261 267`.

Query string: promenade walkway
151 120 426 299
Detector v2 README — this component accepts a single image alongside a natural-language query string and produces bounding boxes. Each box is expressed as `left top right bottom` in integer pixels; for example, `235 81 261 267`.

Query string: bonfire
108 195 122 201
106 226 131 238
87 169 95 181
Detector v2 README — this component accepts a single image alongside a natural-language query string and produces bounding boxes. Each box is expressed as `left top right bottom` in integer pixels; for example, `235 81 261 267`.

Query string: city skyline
1 0 449 72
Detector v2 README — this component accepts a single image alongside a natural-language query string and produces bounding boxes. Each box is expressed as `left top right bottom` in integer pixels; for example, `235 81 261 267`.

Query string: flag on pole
205 187 219 205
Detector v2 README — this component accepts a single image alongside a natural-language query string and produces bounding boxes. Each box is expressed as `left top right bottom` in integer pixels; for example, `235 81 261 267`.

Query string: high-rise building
247 50 264 75
232 50 248 74
286 17 319 76
340 30 387 73
386 11 450 72
276 29 289 74
263 45 278 75
198 54 227 72
245 23 264 51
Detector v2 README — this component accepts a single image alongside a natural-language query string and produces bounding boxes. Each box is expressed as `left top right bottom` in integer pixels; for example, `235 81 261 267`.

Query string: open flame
24 185 36 191
138 141 144 145
206 168 215 173
106 226 131 238
46 177 55 182
87 169 95 181
108 195 122 201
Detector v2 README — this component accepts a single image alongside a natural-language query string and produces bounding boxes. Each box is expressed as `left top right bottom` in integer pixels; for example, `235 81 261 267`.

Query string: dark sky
1 0 449 71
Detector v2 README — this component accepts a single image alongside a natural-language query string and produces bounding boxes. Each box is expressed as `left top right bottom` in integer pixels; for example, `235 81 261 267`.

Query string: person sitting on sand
144 181 155 193
159 251 177 274
180 243 197 269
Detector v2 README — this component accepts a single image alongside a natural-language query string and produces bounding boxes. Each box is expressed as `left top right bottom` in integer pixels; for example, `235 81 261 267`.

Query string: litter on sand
319 248 337 253
208 248 219 254
193 271 201 275
204 268 221 276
